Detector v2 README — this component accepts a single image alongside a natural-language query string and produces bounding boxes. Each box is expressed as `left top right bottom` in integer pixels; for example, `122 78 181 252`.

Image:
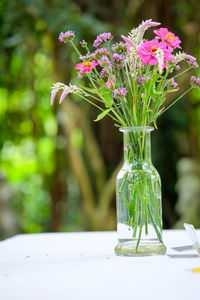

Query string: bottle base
114 240 167 257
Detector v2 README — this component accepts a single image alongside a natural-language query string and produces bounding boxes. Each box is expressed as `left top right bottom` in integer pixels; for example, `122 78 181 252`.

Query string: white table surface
0 230 199 300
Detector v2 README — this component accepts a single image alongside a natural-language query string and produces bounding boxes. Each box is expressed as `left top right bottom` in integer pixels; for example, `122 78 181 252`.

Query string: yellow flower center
192 267 200 273
82 61 91 67
151 46 158 53
166 33 174 40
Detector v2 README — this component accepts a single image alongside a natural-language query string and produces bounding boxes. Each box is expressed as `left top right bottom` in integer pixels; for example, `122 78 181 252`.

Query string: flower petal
51 90 57 105
59 90 68 104
82 67 92 74
75 63 84 69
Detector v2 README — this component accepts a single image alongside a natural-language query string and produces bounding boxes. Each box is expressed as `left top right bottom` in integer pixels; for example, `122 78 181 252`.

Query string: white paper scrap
184 223 200 254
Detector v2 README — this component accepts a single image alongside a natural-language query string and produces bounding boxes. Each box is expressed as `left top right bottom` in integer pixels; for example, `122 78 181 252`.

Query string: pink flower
75 61 98 74
106 76 115 88
121 35 134 53
137 40 171 66
59 31 75 43
51 90 57 105
138 20 161 32
59 89 69 104
154 28 181 51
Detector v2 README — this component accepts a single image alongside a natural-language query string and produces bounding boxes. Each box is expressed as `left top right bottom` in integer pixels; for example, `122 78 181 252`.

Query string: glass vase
115 126 166 256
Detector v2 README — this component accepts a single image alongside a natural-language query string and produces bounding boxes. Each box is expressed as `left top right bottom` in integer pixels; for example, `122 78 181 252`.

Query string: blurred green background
0 0 200 239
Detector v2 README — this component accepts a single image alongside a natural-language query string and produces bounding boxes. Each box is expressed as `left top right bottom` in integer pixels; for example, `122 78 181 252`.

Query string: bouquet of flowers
51 20 200 253
51 19 199 128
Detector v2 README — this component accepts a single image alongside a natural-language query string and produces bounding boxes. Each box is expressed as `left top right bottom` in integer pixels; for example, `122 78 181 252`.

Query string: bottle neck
123 129 152 164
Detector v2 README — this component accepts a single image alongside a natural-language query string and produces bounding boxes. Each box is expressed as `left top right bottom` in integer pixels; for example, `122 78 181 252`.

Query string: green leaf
143 74 162 100
153 120 158 129
94 109 111 122
98 86 114 108
129 197 135 217
80 86 96 93
166 88 179 94
118 190 130 209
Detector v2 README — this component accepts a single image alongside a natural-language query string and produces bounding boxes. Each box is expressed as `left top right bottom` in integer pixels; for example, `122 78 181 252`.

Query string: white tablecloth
0 230 199 300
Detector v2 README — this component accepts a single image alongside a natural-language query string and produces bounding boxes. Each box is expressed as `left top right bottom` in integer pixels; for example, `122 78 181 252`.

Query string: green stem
144 180 148 235
76 93 119 123
136 189 144 251
70 41 81 57
133 197 139 238
147 204 163 243
161 87 193 114
172 67 192 79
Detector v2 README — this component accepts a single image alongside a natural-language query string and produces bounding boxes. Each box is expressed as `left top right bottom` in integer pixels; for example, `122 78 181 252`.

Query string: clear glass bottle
115 127 166 256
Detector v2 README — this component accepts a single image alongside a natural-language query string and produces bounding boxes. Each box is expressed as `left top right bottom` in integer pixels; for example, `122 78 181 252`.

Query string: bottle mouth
119 126 154 132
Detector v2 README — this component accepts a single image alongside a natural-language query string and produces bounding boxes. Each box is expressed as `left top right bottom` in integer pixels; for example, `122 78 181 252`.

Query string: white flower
128 19 160 46
127 44 138 76
172 52 188 64
51 82 88 105
156 48 164 73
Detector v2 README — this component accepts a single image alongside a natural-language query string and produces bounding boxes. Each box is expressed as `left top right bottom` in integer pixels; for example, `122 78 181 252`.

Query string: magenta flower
137 40 171 66
59 31 75 43
154 28 181 51
75 61 98 74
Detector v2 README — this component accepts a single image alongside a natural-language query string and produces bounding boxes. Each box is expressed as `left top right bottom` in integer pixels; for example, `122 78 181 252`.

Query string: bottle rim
119 126 154 132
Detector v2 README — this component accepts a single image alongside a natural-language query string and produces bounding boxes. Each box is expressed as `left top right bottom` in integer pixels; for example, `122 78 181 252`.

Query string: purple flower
112 53 125 68
112 53 124 63
165 78 178 89
93 32 113 48
113 88 128 98
79 53 93 61
59 31 75 43
171 52 198 67
136 75 150 84
92 48 110 60
80 40 87 47
100 68 109 78
98 56 111 67
170 64 180 73
186 55 199 68
190 76 200 88
112 42 127 54
78 71 83 78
